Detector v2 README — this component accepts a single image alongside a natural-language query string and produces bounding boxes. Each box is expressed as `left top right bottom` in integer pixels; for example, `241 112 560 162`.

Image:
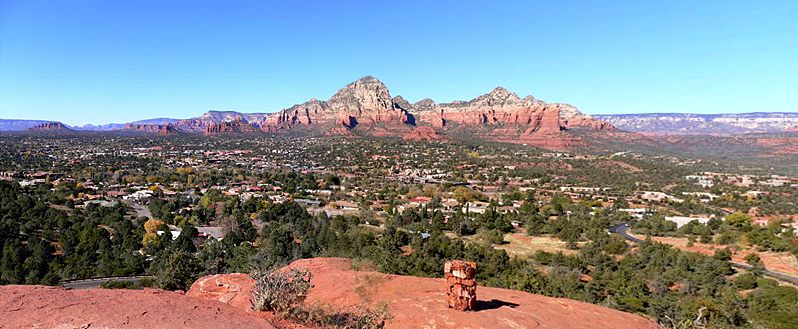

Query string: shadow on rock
477 299 520 311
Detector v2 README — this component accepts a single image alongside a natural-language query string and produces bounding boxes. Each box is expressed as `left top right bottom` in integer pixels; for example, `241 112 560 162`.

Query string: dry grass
497 233 579 258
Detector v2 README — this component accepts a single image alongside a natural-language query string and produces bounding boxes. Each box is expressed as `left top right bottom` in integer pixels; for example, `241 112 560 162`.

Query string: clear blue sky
1 0 796 125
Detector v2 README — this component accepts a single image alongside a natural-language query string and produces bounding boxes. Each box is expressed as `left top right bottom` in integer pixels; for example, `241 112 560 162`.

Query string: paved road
62 275 155 289
130 203 153 220
611 223 798 286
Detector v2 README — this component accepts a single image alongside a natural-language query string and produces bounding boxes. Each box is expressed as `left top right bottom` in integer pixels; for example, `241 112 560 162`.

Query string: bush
250 268 313 313
296 302 391 329
477 228 505 245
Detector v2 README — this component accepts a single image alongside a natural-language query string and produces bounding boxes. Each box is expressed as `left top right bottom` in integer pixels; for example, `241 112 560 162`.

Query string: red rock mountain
260 77 613 149
23 122 73 132
117 76 614 149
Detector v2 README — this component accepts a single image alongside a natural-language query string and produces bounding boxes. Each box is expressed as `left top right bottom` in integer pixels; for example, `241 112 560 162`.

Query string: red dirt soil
0 285 276 329
191 258 659 329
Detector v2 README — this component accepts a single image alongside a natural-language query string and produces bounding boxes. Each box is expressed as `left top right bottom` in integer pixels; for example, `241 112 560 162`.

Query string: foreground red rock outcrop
0 285 276 329
189 258 659 329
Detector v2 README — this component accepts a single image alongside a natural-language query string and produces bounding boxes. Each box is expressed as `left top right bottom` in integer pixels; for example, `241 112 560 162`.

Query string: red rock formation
23 122 72 132
123 124 180 135
117 77 616 150
403 126 446 141
261 77 412 134
0 285 276 329
204 120 262 135
187 273 256 312
411 89 614 149
172 119 216 133
157 125 179 135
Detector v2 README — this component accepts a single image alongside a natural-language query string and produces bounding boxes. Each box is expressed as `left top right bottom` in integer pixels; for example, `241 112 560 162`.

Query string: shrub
250 268 313 313
295 302 391 329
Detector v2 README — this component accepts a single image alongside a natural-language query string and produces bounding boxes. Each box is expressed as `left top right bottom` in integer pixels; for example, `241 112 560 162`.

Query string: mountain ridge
596 112 798 135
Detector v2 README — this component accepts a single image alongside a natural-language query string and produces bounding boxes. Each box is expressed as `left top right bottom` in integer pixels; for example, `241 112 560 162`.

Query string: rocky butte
23 122 73 132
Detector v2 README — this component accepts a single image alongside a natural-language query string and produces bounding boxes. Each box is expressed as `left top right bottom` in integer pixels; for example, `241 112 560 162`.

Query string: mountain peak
328 76 393 113
471 86 528 107
489 86 511 96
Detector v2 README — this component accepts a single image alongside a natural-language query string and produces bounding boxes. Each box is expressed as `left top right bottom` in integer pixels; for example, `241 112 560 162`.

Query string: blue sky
1 0 796 125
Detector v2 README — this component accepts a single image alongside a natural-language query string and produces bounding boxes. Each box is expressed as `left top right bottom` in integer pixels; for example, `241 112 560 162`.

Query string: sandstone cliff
204 117 263 135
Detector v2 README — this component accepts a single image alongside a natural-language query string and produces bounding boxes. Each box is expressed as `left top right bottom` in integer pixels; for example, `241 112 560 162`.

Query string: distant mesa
122 124 181 135
24 122 73 132
204 117 262 135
